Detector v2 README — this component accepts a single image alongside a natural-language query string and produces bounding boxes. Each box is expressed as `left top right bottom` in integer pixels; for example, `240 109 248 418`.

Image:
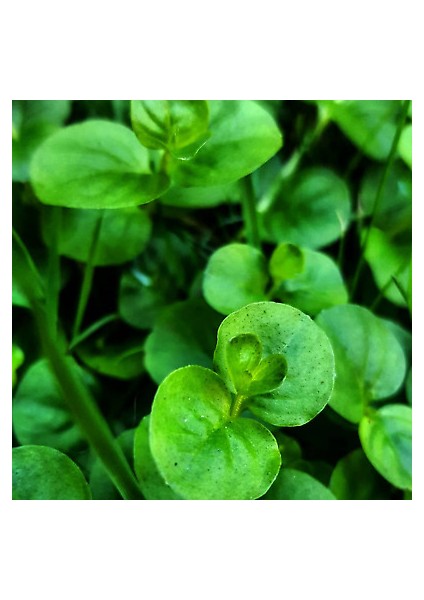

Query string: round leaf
259 168 351 248
134 416 182 500
273 247 348 316
315 305 407 423
263 468 336 500
203 243 269 315
42 206 151 266
13 445 92 500
329 448 392 500
150 366 281 499
13 358 88 453
214 302 335 427
359 404 412 490
30 120 169 209
269 243 305 283
170 100 282 187
144 298 223 384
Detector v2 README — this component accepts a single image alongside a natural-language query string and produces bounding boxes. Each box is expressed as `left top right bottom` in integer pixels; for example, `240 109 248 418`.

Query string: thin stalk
71 211 104 341
230 393 246 418
350 100 411 299
33 299 143 500
68 313 120 351
46 207 61 336
241 175 260 249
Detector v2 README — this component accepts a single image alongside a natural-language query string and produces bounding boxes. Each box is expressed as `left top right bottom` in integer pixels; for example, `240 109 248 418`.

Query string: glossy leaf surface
144 298 222 384
214 302 335 426
30 120 169 208
13 445 92 500
149 366 281 499
359 404 412 490
259 168 351 248
263 468 336 500
203 243 269 315
315 305 407 423
42 206 152 266
170 101 282 187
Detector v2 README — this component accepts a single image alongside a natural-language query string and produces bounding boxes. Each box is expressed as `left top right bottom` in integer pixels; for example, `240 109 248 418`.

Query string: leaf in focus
42 206 152 266
214 302 335 426
273 247 348 316
247 354 287 396
12 358 90 453
359 404 412 490
170 100 282 187
226 333 262 394
203 243 269 315
133 416 182 500
259 168 351 248
131 100 210 159
262 468 336 500
315 305 407 423
144 298 222 384
329 448 392 500
13 445 92 500
13 100 71 182
30 120 169 209
269 243 305 283
149 366 281 499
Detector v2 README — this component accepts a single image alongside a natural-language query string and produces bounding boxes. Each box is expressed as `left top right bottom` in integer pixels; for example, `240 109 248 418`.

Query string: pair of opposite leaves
146 301 335 500
29 100 283 210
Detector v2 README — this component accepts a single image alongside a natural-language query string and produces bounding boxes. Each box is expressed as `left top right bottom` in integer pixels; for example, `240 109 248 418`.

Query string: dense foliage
12 99 412 500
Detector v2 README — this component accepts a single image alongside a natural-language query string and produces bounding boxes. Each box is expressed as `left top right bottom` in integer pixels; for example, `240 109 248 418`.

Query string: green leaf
226 333 262 394
144 298 222 385
203 243 269 315
263 468 336 500
160 181 241 208
315 305 407 423
134 416 182 499
319 100 403 160
214 302 335 427
398 124 412 169
329 448 392 500
42 206 151 266
75 325 145 380
170 100 282 187
364 227 411 307
13 100 71 182
30 120 169 209
131 100 210 159
12 358 89 453
89 429 135 500
269 243 305 283
13 445 92 500
149 365 281 499
273 247 348 316
359 404 412 490
247 354 287 396
12 344 25 387
259 168 351 248
359 161 411 236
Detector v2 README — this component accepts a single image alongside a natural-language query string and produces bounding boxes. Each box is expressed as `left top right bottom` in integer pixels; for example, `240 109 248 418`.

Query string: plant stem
241 175 260 249
46 207 61 336
71 211 104 342
350 100 411 299
68 313 120 351
230 393 246 418
33 299 143 500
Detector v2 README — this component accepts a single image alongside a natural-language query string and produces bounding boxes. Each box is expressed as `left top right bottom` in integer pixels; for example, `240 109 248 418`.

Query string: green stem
350 100 411 299
68 313 120 351
230 393 246 418
33 299 143 500
46 207 61 336
241 175 260 249
72 211 104 341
